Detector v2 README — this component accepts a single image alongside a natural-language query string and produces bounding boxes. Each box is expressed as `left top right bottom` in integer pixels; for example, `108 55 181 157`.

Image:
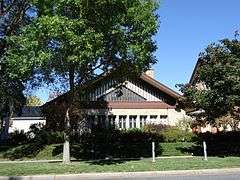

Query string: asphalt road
1 170 240 180
88 173 240 180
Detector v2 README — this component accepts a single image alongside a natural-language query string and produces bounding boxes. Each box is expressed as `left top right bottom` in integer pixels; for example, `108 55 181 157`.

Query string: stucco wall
9 119 46 133
83 108 187 128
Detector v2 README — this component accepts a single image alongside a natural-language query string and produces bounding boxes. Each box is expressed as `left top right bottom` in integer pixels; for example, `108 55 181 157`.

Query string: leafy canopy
179 38 240 124
5 0 159 90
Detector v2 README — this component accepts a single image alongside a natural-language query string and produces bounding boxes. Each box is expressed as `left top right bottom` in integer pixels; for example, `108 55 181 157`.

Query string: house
9 106 46 133
7 68 189 133
42 69 187 132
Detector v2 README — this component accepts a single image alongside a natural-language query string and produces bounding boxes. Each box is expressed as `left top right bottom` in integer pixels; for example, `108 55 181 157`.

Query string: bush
8 130 29 145
70 128 164 159
179 131 240 156
161 127 197 143
144 123 170 134
3 143 44 160
28 123 64 145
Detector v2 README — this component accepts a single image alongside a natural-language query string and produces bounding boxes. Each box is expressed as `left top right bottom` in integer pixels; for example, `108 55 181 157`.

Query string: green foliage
179 38 240 124
26 96 43 106
162 127 197 143
28 123 64 145
144 123 170 133
5 0 159 87
7 130 29 145
3 143 44 160
71 128 163 159
144 124 197 143
160 142 195 156
0 0 32 136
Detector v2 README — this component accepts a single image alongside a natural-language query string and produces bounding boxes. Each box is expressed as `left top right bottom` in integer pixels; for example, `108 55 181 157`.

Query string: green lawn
0 157 240 176
0 142 195 160
160 142 194 156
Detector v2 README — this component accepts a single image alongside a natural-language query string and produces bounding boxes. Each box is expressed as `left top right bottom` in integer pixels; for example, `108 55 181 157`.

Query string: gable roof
189 58 202 85
43 70 181 107
140 73 181 99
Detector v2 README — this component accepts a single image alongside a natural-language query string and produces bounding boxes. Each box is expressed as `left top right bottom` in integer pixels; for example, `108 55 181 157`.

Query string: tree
26 96 43 106
179 38 240 128
0 0 33 140
5 0 159 162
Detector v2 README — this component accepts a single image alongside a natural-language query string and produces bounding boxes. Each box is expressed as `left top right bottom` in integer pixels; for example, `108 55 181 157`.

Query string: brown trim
140 74 181 99
78 101 176 109
44 70 181 107
108 101 175 109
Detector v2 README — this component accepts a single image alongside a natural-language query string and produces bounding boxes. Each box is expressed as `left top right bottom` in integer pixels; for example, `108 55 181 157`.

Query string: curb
1 168 240 180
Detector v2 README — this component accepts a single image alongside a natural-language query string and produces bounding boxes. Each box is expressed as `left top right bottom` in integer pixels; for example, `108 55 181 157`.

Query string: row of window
86 115 168 129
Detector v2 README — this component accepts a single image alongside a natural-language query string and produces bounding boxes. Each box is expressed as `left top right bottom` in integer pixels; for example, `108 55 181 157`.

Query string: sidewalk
0 168 240 180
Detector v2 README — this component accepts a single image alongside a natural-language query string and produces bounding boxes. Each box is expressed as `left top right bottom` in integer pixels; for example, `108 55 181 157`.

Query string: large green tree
5 0 159 162
0 0 33 140
179 38 240 128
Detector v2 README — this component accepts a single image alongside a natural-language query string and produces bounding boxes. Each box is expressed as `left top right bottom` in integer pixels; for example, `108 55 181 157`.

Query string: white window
140 115 147 128
160 115 168 124
150 115 157 123
160 115 168 119
119 115 126 129
129 116 137 128
108 115 116 129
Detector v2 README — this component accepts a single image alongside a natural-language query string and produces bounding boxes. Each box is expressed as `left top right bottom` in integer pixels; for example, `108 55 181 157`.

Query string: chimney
145 69 154 79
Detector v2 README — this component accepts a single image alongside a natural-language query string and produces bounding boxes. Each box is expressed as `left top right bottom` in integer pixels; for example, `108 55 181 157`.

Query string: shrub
69 128 164 159
8 130 29 145
144 123 170 134
3 143 44 160
161 127 197 143
28 123 64 144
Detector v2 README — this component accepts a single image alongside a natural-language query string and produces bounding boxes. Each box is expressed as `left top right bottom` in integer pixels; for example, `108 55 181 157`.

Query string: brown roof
107 101 175 109
140 73 181 99
44 70 181 107
189 58 202 85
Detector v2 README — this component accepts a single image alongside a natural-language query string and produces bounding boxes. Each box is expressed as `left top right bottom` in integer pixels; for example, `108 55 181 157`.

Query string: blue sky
35 0 240 102
153 0 239 91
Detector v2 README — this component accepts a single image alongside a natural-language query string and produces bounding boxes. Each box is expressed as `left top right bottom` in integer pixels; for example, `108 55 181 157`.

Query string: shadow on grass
52 142 162 163
86 156 145 165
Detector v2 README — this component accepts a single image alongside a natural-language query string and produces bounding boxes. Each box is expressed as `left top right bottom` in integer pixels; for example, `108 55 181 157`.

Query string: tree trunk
0 102 13 142
63 108 71 163
62 66 75 164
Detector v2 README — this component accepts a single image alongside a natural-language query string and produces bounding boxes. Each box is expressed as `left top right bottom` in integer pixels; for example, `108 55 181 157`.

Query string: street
3 169 240 180
59 172 240 180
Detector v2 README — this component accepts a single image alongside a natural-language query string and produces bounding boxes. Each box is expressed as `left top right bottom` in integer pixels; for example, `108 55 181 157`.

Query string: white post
203 141 207 161
152 142 156 163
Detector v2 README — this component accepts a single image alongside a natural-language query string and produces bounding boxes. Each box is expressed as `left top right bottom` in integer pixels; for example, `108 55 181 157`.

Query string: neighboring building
9 106 46 133
43 69 188 131
188 59 240 132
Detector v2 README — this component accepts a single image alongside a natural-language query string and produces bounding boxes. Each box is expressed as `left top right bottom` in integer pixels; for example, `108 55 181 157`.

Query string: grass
160 142 195 156
0 142 195 161
0 157 240 176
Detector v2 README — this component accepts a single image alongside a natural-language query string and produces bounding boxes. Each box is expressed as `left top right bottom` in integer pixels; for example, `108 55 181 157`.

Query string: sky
153 0 240 91
35 0 240 102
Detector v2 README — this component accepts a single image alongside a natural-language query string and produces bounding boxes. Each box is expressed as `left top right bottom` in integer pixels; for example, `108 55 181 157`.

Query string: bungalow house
42 69 187 132
7 69 189 133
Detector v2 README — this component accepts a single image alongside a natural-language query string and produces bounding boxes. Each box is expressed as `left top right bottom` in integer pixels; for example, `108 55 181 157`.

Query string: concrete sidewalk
0 168 240 180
